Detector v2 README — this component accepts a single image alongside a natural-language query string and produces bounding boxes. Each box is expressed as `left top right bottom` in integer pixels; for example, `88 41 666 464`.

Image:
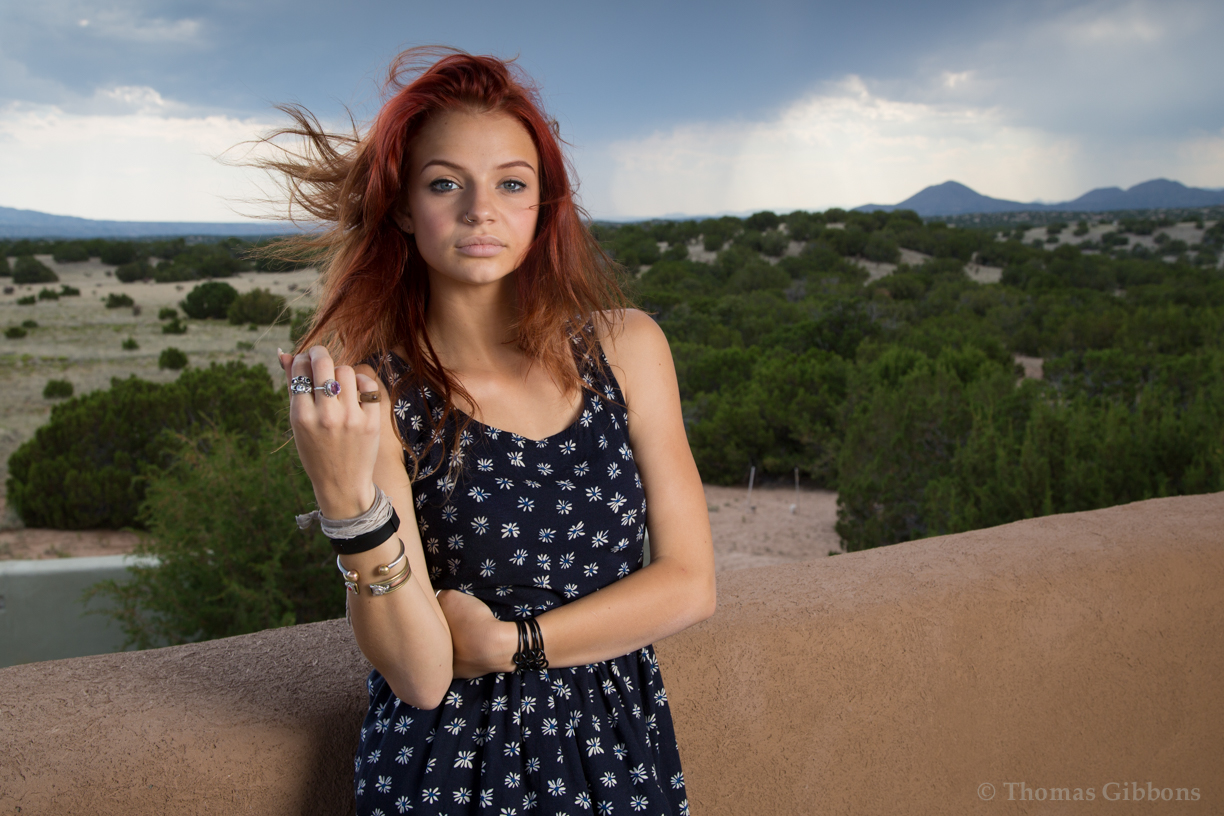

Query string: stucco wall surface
1 492 1221 815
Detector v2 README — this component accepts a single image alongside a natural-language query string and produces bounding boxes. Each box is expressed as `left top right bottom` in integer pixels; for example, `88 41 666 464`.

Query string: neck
423 273 522 370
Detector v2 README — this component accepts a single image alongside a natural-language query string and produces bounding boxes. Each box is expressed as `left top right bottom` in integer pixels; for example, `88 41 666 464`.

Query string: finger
355 372 382 410
287 352 318 430
332 364 358 406
308 345 338 401
277 348 294 379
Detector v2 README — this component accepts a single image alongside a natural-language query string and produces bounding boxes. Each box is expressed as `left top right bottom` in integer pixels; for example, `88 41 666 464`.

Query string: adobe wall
2 492 1221 815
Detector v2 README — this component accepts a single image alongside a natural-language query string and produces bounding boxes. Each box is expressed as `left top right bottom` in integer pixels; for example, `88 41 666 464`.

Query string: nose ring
463 214 476 224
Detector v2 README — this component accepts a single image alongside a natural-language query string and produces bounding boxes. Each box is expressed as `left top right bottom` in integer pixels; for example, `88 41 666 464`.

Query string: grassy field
0 255 320 508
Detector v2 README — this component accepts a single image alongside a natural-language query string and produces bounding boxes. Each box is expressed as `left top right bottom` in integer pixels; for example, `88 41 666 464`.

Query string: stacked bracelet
296 485 400 555
513 617 548 671
336 538 412 596
329 508 400 555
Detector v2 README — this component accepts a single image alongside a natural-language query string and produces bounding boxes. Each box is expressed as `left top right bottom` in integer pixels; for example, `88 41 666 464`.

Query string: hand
437 590 516 678
278 346 382 519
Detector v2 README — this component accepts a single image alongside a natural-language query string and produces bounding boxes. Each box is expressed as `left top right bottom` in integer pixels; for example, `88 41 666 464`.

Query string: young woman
273 49 714 815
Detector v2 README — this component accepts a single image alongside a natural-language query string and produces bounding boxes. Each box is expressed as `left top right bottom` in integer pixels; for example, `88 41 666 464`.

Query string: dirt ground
703 484 842 572
0 256 317 491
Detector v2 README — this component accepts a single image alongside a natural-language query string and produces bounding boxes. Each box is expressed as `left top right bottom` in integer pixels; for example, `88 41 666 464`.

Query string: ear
393 208 414 234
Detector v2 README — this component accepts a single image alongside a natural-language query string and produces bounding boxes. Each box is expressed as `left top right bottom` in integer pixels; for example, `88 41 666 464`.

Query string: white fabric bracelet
296 484 394 540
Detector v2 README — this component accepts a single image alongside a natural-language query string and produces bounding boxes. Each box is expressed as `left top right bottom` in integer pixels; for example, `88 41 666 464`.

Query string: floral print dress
355 342 690 816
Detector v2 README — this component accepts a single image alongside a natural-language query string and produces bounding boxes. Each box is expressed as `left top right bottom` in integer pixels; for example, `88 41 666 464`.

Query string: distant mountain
856 181 1028 216
1056 179 1224 211
0 205 299 239
856 179 1224 217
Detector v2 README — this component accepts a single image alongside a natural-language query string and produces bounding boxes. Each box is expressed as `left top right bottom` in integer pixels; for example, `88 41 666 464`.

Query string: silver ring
290 375 313 395
314 379 341 398
463 214 476 224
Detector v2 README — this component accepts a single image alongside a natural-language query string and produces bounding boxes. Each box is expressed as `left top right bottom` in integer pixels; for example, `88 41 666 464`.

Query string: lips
456 235 506 257
456 235 505 248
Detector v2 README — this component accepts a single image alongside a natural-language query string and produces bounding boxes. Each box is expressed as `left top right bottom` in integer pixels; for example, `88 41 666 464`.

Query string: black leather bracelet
329 509 400 555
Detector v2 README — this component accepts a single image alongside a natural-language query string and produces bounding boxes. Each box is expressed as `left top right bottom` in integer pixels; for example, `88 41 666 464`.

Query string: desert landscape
0 256 843 568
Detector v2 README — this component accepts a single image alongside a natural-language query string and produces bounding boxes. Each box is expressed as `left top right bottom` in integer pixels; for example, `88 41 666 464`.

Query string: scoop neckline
384 348 600 446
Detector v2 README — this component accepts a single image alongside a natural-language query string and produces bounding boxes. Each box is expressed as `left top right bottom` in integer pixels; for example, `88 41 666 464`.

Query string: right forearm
340 533 455 709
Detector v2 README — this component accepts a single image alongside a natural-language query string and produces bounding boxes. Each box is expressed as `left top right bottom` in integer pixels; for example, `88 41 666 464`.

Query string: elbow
389 680 450 711
696 580 717 623
687 569 717 626
384 669 453 711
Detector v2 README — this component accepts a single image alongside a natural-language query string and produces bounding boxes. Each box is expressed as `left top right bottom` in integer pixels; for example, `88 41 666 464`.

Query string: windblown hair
254 47 627 477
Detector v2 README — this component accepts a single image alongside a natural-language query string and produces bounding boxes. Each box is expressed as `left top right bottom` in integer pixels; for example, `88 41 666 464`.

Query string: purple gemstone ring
314 379 342 398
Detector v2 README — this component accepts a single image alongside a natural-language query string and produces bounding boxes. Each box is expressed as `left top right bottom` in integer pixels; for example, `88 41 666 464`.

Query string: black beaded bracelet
330 509 400 555
513 617 549 671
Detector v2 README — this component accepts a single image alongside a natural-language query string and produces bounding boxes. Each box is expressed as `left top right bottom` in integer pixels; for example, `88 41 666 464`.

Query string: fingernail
277 347 284 356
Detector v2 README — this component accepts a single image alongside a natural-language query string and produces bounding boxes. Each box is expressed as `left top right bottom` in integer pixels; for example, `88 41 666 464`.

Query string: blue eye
429 179 459 192
501 180 527 192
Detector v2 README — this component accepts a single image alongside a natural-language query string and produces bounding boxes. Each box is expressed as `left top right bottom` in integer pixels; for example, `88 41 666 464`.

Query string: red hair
256 47 626 476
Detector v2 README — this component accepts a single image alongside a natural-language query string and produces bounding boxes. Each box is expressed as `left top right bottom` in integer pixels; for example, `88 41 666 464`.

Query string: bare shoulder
591 309 674 412
593 309 669 371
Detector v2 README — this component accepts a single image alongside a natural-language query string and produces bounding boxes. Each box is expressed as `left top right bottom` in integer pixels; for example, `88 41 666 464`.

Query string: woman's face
397 109 541 290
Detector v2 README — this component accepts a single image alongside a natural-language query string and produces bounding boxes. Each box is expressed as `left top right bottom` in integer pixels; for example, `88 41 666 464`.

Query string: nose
462 186 494 225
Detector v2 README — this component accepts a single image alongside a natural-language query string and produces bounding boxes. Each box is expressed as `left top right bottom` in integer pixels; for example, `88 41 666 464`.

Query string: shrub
236 340 254 351
863 232 901 263
157 347 188 370
21 319 37 328
13 256 58 284
59 284 80 296
5 326 27 339
289 308 315 345
180 281 238 319
99 242 138 266
122 337 139 350
759 230 790 258
158 307 178 320
43 379 74 399
85 424 340 648
227 287 289 326
106 292 134 308
161 317 188 335
5 361 282 529
37 288 59 301
745 211 781 232
16 295 35 305
114 260 152 283
51 241 90 263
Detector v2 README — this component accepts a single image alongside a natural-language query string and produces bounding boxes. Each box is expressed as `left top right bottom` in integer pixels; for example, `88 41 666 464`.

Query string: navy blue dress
355 342 690 816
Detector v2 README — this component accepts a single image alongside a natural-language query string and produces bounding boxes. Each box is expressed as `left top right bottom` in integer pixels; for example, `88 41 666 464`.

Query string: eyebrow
420 159 537 175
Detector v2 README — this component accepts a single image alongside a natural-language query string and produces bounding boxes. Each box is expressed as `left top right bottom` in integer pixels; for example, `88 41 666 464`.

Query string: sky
1 0 1222 222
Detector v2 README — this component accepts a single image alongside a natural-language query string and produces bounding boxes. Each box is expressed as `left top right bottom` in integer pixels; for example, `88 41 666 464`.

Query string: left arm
443 309 716 674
